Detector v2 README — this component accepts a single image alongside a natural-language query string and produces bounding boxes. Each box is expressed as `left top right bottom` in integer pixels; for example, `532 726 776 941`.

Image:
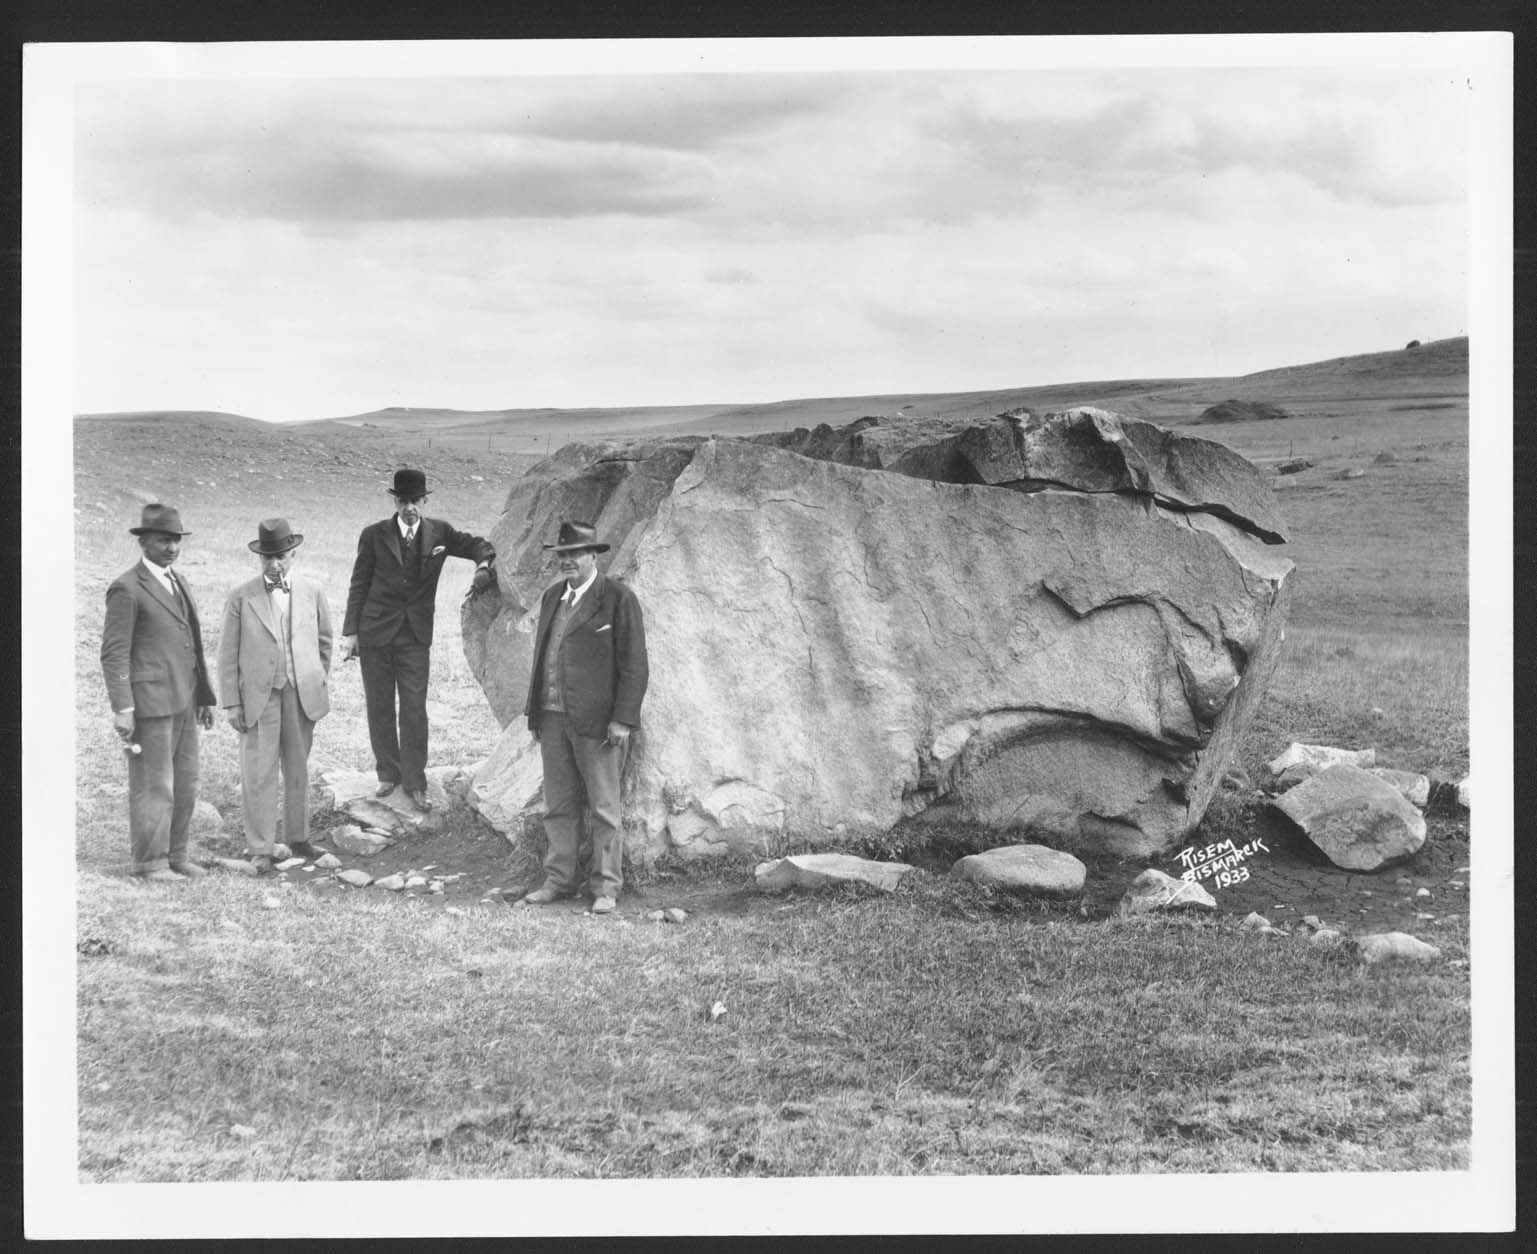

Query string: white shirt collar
562 567 598 606
140 555 177 590
397 516 419 540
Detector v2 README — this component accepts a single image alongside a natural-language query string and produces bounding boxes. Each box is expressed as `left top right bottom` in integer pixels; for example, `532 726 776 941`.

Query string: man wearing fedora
101 504 218 882
218 519 333 873
519 521 648 915
340 468 496 810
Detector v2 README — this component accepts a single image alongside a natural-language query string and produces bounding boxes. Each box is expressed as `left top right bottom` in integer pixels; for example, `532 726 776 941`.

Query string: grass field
63 353 1475 1188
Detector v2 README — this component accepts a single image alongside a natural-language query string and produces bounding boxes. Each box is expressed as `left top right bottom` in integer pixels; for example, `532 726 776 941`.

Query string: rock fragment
950 845 1087 898
336 869 373 887
330 825 393 857
1367 768 1431 808
1117 869 1217 916
1354 932 1442 965
1266 743 1377 789
754 853 914 894
1272 764 1426 871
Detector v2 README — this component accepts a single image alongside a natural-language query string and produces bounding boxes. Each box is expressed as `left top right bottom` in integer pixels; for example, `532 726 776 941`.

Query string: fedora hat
128 503 191 536
387 468 430 498
543 520 610 553
248 517 304 555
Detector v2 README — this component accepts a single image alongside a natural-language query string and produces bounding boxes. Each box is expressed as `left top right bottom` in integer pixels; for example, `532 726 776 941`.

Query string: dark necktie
166 570 184 607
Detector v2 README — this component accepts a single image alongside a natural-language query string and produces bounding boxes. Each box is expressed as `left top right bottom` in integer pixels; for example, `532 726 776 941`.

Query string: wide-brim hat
387 468 429 498
128 503 191 537
249 517 303 555
543 520 610 553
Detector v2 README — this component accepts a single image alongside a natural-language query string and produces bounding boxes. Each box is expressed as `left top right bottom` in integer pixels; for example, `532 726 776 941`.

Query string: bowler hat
128 503 191 537
543 520 610 553
387 468 429 498
248 517 304 555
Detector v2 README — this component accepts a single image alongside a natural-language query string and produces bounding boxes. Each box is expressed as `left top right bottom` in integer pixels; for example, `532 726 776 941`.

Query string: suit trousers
538 710 625 898
128 705 199 873
239 683 316 856
359 639 431 791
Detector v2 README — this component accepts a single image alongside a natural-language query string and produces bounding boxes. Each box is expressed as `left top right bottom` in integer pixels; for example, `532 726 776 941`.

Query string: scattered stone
1372 450 1397 464
754 853 915 894
950 844 1087 898
445 907 464 917
645 910 666 923
1415 887 1431 899
1416 913 1436 920
406 876 428 889
707 1001 727 1022
1309 929 1344 948
428 882 445 895
213 857 259 877
1335 468 1366 481
1456 777 1471 810
1369 706 1385 717
375 874 407 892
1266 742 1377 789
261 896 281 910
663 908 688 924
1301 914 1323 931
230 1124 256 1139
1276 458 1313 475
272 844 291 861
1239 912 1272 931
1273 764 1427 871
1448 881 1464 890
1367 768 1431 808
314 853 342 870
275 857 306 871
330 825 393 857
1117 869 1217 916
336 869 373 887
1354 932 1441 965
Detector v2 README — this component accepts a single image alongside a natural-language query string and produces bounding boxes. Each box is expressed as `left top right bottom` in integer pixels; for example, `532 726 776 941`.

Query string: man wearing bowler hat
100 504 218 882
519 521 648 915
340 468 496 810
219 519 333 874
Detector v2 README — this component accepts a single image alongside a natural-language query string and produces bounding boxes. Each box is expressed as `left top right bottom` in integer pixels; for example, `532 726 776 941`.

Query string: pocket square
431 545 446 556
595 624 612 633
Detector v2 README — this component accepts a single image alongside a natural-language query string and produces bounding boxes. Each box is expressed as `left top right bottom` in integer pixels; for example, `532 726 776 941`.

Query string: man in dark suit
518 521 648 915
340 468 496 810
100 503 217 882
219 518 333 873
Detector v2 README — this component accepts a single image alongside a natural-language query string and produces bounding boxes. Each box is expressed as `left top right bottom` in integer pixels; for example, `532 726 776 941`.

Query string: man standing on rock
218 519 333 874
100 504 217 882
519 521 648 915
340 468 496 811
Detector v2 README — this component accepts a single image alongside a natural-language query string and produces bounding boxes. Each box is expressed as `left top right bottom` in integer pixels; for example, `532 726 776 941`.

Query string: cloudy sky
67 42 1476 421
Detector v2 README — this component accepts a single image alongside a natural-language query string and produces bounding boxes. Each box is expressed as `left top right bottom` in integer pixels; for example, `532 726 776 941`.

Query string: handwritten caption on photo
1176 837 1270 889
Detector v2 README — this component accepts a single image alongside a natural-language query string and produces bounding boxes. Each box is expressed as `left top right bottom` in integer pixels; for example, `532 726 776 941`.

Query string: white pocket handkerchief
431 545 446 556
595 624 612 633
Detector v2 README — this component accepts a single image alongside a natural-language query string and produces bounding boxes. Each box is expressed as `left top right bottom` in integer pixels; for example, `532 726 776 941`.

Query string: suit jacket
343 515 494 647
525 571 648 739
101 561 217 717
218 573 334 726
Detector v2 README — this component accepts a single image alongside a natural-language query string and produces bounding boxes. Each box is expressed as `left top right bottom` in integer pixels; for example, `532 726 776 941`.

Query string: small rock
1455 777 1471 809
405 876 428 889
273 844 291 861
261 896 281 910
375 874 407 892
1354 931 1441 965
1266 742 1376 788
1395 876 1412 886
1276 457 1313 475
1416 913 1436 920
331 825 394 857
952 844 1087 898
314 853 342 870
1447 881 1464 890
1335 468 1366 481
1118 869 1217 916
1360 891 1373 897
1258 926 1286 937
1239 912 1272 931
1301 915 1323 931
336 869 373 887
1373 450 1397 464
429 882 445 894
230 1124 257 1139
755 853 914 895
445 906 464 916
1309 929 1344 947
276 857 306 871
1454 865 1470 875
707 1001 727 1022
1415 887 1431 899
645 910 666 923
213 857 259 877
663 908 688 924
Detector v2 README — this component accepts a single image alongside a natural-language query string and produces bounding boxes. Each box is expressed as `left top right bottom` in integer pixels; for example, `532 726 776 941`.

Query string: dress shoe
287 840 320 860
589 895 618 915
135 868 183 884
374 781 398 798
519 886 565 905
251 855 276 875
169 862 206 879
406 788 434 812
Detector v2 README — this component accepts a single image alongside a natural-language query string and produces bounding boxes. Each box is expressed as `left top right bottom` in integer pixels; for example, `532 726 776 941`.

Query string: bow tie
265 577 289 594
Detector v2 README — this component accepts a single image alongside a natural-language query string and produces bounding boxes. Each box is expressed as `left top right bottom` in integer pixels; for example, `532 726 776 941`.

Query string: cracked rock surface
464 410 1292 860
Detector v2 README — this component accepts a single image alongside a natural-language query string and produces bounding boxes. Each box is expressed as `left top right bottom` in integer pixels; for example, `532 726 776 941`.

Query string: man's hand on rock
471 564 496 594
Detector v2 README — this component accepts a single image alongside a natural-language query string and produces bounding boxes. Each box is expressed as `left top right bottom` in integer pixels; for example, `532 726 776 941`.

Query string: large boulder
463 410 1292 862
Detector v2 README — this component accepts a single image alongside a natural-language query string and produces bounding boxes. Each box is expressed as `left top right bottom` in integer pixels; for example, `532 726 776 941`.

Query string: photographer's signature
1176 837 1270 889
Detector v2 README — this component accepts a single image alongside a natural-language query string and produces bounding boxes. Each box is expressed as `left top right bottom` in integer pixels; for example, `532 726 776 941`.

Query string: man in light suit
218 518 333 874
340 468 496 811
519 521 648 915
101 504 217 882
